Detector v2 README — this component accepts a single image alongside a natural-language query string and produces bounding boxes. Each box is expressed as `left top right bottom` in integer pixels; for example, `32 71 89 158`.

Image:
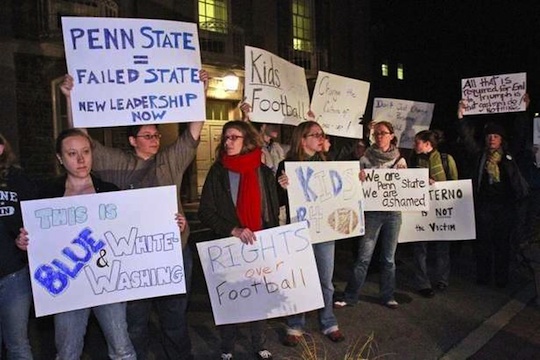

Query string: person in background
277 121 345 347
0 133 35 359
198 120 279 360
409 130 458 297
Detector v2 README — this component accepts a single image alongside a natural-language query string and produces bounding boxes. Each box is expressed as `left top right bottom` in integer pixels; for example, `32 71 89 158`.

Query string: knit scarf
221 148 263 231
485 149 502 183
364 145 401 167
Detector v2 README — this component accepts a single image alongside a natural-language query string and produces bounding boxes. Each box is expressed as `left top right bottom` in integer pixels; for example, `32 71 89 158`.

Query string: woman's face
58 135 92 179
373 124 394 150
129 125 161 159
485 134 502 151
302 125 325 155
223 127 245 156
414 139 430 154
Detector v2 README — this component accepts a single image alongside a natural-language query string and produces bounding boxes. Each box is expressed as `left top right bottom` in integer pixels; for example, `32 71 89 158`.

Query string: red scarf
221 148 263 231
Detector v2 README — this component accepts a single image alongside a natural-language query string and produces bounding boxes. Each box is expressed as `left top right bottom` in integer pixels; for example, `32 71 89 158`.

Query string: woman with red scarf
198 120 279 360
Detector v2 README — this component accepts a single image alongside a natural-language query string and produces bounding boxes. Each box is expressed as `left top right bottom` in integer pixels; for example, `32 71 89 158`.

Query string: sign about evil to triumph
21 186 185 317
196 222 324 325
61 17 205 128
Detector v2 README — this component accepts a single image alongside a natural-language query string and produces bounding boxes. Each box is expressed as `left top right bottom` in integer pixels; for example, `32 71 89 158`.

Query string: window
381 61 389 77
198 0 229 34
292 0 313 52
397 63 404 80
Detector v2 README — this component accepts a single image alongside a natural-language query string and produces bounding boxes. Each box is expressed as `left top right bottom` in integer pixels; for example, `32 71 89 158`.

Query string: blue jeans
127 245 193 360
413 241 450 289
344 211 401 304
54 302 135 360
287 241 338 335
0 267 33 360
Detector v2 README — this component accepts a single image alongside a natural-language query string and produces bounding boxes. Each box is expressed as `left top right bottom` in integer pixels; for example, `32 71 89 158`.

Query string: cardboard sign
21 186 184 317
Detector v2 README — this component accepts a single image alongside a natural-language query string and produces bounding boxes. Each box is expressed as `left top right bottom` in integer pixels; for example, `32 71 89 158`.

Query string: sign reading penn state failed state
21 186 185 317
62 17 205 128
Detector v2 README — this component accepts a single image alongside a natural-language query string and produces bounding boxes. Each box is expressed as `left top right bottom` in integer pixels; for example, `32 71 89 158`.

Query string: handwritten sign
310 71 370 139
21 186 184 317
196 222 324 325
372 98 434 149
399 180 476 242
62 17 205 128
461 72 526 115
244 46 310 126
285 161 364 243
361 168 429 211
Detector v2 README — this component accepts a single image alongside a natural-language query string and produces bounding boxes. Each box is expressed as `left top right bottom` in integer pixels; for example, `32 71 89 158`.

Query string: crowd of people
0 71 536 360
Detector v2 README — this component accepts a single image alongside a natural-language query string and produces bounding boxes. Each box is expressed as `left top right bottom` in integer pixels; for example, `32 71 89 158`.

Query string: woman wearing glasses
335 121 406 310
276 121 345 347
198 120 279 360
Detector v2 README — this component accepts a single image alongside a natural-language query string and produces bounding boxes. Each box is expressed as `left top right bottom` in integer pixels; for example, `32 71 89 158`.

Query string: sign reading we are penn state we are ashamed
62 17 205 128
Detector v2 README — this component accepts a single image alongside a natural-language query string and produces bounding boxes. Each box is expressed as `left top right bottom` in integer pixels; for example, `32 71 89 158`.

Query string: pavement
26 213 540 359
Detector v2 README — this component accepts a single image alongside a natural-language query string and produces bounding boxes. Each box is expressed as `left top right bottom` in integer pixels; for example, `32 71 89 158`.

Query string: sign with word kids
285 161 364 243
461 72 526 115
372 98 434 149
399 180 476 242
21 186 184 317
361 168 429 211
310 71 370 139
196 222 324 325
244 46 310 126
62 17 204 128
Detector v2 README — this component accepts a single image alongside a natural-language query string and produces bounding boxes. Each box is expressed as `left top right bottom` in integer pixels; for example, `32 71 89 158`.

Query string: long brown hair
216 120 263 160
286 121 326 161
0 133 19 185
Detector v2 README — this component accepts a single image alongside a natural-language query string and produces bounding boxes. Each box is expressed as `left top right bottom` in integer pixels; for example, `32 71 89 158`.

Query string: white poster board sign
244 46 310 125
62 17 205 128
361 168 429 211
310 71 370 139
399 180 476 242
196 222 324 325
461 72 526 115
285 161 364 243
372 98 434 149
21 186 184 317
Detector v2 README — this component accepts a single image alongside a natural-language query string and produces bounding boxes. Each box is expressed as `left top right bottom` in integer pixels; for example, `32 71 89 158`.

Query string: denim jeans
287 241 338 335
127 245 193 360
0 267 33 360
344 211 401 304
219 320 266 354
54 302 135 360
413 241 450 289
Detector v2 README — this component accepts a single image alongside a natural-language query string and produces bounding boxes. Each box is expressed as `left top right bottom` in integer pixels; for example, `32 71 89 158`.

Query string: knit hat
484 123 506 139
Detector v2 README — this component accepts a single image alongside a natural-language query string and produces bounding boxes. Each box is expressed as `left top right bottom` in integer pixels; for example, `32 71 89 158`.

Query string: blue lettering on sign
329 170 343 196
295 166 318 202
69 28 135 50
139 27 195 50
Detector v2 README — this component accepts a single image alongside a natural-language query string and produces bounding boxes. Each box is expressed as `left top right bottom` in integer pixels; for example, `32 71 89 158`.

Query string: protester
409 130 458 297
198 120 279 360
60 70 208 360
0 133 35 359
335 121 407 310
16 128 136 360
457 100 529 287
276 121 345 347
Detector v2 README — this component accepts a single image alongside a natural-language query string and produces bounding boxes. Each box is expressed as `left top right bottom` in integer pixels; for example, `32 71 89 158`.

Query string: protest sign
196 222 324 325
285 161 364 243
399 180 476 242
310 71 370 139
244 46 310 125
461 72 526 115
372 98 434 149
62 17 204 128
21 186 184 317
361 168 429 211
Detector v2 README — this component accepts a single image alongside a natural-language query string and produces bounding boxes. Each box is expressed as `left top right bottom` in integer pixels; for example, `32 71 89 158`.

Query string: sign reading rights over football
372 98 434 149
361 168 429 211
196 222 324 325
399 180 476 243
21 186 185 317
62 17 205 127
285 161 364 243
244 46 311 125
310 71 370 139
461 72 526 115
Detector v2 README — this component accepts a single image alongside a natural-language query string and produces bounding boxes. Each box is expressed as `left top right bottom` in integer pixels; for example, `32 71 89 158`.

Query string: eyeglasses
305 133 325 139
223 135 244 142
373 131 391 136
136 133 162 140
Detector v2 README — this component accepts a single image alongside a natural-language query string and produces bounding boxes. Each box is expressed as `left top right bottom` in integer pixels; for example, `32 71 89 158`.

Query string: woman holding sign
276 121 345 347
16 129 137 360
334 121 406 310
198 120 279 360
